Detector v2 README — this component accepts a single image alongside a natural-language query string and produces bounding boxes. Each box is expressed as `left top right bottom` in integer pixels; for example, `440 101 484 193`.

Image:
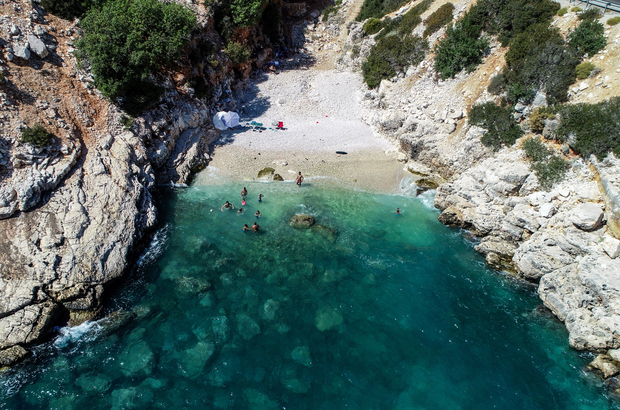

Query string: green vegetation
608 17 620 26
356 0 406 21
523 137 568 190
487 72 505 95
351 45 361 58
322 5 339 22
77 0 195 115
569 19 607 57
20 124 54 147
230 0 264 26
557 7 567 16
577 8 602 21
433 6 488 80
571 6 582 12
529 107 556 133
363 17 383 35
423 2 454 37
575 61 596 80
225 42 251 64
120 115 134 129
502 24 579 104
469 102 523 150
556 97 620 160
362 35 427 88
40 0 90 20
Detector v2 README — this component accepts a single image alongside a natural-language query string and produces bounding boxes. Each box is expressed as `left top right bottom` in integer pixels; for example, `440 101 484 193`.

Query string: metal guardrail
570 0 620 13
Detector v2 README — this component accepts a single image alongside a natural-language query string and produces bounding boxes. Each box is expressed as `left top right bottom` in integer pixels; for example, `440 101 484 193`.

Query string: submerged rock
75 374 112 393
262 299 280 321
118 341 155 377
179 341 215 378
291 345 312 367
243 388 280 410
236 313 260 340
290 214 315 229
315 307 343 331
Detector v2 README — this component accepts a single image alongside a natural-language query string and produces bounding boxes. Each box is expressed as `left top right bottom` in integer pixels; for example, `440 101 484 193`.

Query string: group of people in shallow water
221 187 264 232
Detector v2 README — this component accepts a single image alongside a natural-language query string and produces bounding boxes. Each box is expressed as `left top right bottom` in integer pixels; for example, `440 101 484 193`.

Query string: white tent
213 111 240 130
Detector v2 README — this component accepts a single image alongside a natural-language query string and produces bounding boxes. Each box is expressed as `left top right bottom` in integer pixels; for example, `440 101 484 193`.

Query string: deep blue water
1 177 618 410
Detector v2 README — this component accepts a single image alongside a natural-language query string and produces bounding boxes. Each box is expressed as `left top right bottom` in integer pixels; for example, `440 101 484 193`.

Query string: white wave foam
397 176 419 197
417 190 437 210
136 224 170 268
53 321 102 348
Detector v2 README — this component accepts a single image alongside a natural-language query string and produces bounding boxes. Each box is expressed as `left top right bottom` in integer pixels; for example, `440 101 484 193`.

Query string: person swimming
243 224 251 232
238 208 244 214
252 222 260 232
396 208 401 215
242 198 246 206
258 194 263 203
241 187 248 197
221 201 235 211
254 210 261 218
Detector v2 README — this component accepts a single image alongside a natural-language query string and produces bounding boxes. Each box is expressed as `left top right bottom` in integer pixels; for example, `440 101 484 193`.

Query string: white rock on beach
571 203 604 231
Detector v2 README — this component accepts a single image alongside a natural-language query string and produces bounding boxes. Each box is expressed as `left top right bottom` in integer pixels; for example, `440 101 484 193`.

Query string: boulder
539 203 556 218
0 345 30 367
602 235 620 259
588 354 620 379
257 167 275 179
14 44 30 60
571 203 604 231
27 35 48 58
289 214 315 229
273 174 284 181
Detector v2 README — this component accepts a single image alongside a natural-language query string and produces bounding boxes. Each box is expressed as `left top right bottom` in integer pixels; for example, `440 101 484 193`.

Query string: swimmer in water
254 210 261 218
238 208 244 214
296 172 304 187
396 208 401 215
241 187 248 198
242 198 246 206
243 224 251 232
221 201 234 211
252 222 260 232
258 194 263 203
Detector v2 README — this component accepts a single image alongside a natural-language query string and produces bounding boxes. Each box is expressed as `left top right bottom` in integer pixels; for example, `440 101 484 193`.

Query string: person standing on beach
296 172 304 187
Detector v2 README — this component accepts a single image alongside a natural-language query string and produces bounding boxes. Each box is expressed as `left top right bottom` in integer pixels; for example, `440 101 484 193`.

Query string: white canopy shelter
213 111 240 130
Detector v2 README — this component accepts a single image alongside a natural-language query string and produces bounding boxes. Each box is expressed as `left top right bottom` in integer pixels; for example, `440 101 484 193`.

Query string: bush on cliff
556 97 620 160
225 42 251 64
433 6 489 80
423 2 454 38
21 124 54 147
523 137 568 190
363 18 383 35
41 0 91 20
577 8 602 21
468 102 523 150
362 35 427 88
608 17 620 26
569 19 607 57
575 61 595 80
77 0 195 114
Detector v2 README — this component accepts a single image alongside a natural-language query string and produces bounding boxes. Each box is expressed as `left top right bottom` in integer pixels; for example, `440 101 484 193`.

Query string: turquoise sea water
1 176 619 409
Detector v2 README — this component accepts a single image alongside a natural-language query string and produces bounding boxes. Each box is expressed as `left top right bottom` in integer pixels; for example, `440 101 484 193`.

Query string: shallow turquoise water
1 178 619 409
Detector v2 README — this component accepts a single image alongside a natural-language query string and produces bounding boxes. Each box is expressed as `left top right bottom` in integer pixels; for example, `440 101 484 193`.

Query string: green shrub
356 0 384 21
121 115 134 129
575 61 595 80
225 42 251 64
489 0 560 46
351 45 360 58
363 18 383 35
571 6 582 12
578 8 602 21
433 10 489 80
487 72 505 95
532 155 569 190
231 0 264 26
77 0 195 113
40 0 90 20
557 7 567 16
362 35 428 88
469 102 523 150
556 97 620 160
569 19 607 57
529 107 556 134
20 124 54 147
374 16 400 40
607 17 620 26
504 24 563 68
322 5 338 22
522 137 551 162
423 2 454 37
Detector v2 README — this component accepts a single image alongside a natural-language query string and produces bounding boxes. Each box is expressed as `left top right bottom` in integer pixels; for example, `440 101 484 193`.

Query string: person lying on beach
254 210 261 218
252 222 260 232
221 201 234 211
243 224 251 232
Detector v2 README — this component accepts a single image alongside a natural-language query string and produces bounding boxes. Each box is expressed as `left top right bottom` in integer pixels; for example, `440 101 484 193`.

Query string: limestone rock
602 236 620 259
273 173 284 181
588 354 620 379
0 345 30 367
14 44 30 60
291 345 312 367
27 35 48 58
539 203 556 218
257 167 275 179
289 214 315 229
571 203 604 231
315 307 343 331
